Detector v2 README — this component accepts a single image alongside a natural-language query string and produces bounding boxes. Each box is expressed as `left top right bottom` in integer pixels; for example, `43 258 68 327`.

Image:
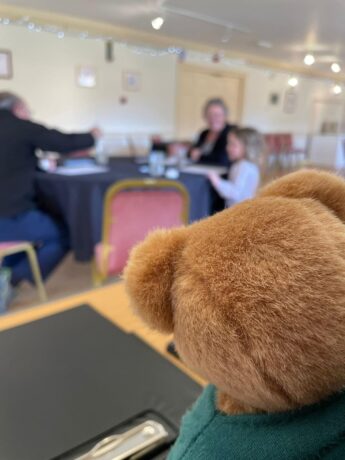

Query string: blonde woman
208 128 264 207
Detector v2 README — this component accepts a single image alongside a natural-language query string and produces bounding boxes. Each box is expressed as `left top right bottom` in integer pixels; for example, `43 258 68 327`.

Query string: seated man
0 92 100 290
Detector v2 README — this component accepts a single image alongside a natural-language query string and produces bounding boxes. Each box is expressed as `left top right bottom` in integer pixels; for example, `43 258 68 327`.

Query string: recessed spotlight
333 84 342 95
304 54 315 66
288 77 299 88
151 16 164 30
331 63 341 73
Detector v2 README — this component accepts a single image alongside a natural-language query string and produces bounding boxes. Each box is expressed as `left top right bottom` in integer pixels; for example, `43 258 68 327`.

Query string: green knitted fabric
168 385 345 460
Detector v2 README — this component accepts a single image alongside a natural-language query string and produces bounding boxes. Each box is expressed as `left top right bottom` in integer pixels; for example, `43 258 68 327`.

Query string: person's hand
91 127 103 140
167 142 179 157
190 148 202 162
208 172 221 188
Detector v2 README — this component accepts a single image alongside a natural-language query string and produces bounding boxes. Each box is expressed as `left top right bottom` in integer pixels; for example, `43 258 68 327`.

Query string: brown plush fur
124 170 345 415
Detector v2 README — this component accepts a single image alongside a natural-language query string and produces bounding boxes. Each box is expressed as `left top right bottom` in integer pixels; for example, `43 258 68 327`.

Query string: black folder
0 305 201 460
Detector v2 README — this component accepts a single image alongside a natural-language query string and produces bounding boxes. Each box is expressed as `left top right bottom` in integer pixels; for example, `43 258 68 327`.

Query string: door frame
175 62 246 139
311 98 345 135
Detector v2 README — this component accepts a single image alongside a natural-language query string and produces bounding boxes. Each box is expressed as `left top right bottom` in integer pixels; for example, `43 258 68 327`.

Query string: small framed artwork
123 70 141 92
269 92 280 106
76 66 97 88
283 89 298 114
0 50 13 79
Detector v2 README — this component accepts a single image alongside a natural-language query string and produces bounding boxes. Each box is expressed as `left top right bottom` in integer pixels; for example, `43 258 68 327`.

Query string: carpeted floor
9 254 101 312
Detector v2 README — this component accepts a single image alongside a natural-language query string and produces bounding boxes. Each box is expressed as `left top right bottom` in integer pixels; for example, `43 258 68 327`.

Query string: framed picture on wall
123 70 141 92
283 89 298 114
76 66 97 88
0 50 13 79
269 92 280 106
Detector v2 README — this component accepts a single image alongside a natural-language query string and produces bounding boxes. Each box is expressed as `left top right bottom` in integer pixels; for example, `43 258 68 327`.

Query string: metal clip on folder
75 420 169 460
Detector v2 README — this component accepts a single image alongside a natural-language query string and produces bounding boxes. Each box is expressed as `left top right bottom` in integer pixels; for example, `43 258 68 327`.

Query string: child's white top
214 160 260 207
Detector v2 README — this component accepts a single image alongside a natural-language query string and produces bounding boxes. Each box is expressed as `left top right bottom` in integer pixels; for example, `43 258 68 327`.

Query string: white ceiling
3 0 345 73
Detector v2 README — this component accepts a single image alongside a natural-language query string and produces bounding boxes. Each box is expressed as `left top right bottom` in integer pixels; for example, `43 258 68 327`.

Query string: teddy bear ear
259 169 345 222
124 227 187 334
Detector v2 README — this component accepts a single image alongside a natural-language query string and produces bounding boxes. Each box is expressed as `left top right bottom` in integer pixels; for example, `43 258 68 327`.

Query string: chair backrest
101 179 189 273
278 133 293 152
0 242 26 253
264 134 278 155
264 133 293 154
0 243 18 250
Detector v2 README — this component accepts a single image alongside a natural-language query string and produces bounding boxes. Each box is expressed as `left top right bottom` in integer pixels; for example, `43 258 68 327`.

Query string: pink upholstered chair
0 242 47 302
93 178 190 285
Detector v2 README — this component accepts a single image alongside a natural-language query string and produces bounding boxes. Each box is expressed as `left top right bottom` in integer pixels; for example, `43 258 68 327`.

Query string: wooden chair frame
0 243 47 303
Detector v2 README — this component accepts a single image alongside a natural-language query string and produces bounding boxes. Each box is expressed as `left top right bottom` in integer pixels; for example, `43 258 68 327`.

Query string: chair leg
25 246 47 303
92 259 106 287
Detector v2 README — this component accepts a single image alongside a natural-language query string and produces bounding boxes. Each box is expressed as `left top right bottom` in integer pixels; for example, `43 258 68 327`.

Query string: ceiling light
304 54 315 66
288 77 299 88
331 63 341 73
333 84 342 95
151 16 164 30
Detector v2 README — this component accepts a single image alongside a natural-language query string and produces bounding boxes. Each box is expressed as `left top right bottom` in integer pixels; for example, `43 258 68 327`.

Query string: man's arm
27 121 97 154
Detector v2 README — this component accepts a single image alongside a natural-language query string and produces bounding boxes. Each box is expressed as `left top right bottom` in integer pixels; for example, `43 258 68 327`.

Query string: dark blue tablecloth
35 158 213 262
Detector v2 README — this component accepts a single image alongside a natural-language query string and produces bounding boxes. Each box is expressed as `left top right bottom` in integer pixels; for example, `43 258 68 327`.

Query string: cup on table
149 151 165 177
168 143 189 169
95 138 110 166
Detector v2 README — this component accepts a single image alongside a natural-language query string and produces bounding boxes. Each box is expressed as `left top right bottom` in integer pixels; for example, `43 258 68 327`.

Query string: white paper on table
52 166 109 176
181 165 228 176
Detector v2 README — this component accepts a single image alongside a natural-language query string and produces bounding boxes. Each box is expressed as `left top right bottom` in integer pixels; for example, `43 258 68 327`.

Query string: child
208 128 263 207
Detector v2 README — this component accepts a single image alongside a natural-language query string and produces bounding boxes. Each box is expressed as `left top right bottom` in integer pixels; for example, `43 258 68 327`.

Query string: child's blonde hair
231 127 266 163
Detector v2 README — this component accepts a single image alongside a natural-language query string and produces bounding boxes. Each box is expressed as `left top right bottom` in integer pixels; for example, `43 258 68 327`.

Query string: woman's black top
192 123 237 166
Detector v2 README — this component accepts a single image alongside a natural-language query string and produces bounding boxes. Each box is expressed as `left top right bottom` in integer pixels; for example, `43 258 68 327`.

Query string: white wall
185 52 344 135
242 69 338 134
1 25 344 139
0 26 177 136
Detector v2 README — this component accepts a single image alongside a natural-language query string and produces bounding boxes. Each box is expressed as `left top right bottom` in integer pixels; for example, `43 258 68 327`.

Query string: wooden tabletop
0 282 205 386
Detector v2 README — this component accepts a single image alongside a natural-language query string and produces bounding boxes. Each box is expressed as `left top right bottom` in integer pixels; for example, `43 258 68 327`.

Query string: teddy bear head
124 170 345 414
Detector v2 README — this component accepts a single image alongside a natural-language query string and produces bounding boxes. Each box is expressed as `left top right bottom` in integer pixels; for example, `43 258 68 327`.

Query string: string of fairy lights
0 15 185 57
0 14 343 94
